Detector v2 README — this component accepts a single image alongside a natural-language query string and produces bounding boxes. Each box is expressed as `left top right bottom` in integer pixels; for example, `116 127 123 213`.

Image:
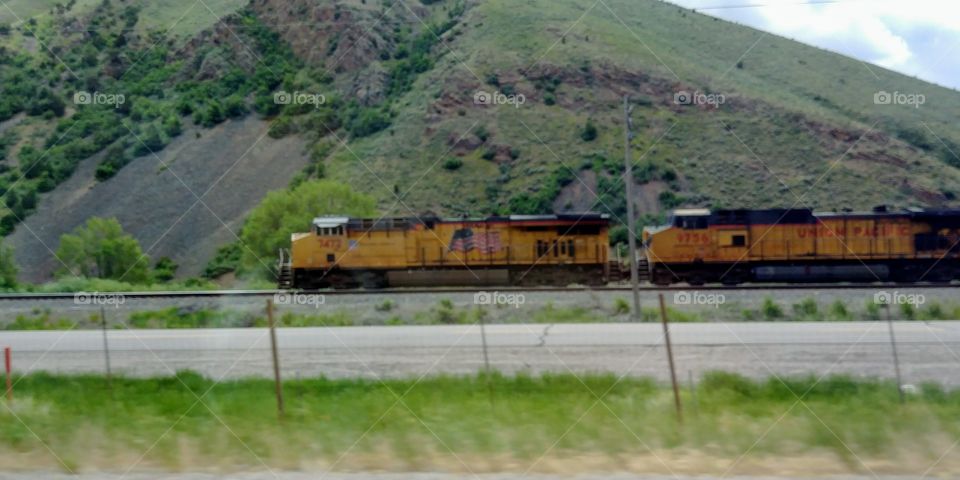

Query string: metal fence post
267 298 285 418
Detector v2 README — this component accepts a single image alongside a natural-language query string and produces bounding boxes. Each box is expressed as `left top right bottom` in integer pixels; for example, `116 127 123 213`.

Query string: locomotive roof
312 213 610 229
668 207 960 225
312 216 350 228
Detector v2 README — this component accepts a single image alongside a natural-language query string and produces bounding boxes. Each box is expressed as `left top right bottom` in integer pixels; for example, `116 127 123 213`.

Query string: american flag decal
449 228 502 254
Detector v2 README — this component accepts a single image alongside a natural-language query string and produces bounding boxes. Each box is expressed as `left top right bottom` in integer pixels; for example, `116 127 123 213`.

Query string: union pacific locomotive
278 214 612 289
279 207 960 288
642 207 960 285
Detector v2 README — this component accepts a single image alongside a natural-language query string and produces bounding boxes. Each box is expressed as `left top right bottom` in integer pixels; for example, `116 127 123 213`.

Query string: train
277 213 612 289
278 207 960 288
642 207 960 285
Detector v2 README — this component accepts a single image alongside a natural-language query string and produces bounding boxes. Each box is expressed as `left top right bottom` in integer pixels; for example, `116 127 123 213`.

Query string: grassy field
1 371 958 474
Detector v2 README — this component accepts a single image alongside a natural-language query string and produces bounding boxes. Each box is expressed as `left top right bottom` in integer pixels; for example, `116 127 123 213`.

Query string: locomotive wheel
356 271 389 289
926 267 955 283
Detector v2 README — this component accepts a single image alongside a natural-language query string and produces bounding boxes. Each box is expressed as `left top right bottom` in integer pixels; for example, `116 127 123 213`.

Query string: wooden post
101 305 112 387
884 304 905 404
479 311 494 407
4 347 10 403
658 294 682 421
267 299 285 418
688 370 698 416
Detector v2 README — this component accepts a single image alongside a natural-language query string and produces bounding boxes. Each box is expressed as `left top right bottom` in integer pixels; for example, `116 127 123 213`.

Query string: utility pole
623 95 641 320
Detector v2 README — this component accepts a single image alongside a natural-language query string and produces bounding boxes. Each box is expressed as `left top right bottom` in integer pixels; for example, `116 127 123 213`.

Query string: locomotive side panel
287 214 611 288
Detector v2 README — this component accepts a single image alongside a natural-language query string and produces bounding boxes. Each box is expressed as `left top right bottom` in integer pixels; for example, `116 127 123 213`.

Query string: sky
668 0 960 90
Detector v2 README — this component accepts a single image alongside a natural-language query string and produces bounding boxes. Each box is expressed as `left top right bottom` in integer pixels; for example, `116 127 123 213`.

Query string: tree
0 243 17 289
240 180 376 276
55 217 150 283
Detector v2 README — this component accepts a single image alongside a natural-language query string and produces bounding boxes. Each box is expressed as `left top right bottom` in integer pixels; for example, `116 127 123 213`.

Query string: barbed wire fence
3 287 958 411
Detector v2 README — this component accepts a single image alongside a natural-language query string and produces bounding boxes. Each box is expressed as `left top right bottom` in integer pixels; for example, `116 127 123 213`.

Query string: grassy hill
325 0 960 221
0 0 958 282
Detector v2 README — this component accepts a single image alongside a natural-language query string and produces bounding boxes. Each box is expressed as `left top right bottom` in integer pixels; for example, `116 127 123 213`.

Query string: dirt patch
634 180 668 214
553 169 598 212
6 116 309 282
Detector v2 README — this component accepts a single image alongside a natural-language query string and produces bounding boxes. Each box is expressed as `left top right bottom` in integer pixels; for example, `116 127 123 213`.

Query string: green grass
136 0 247 39
0 0 100 24
2 371 958 472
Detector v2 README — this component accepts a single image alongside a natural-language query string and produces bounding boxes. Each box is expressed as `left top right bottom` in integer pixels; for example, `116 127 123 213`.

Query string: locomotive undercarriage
650 259 960 285
290 263 610 289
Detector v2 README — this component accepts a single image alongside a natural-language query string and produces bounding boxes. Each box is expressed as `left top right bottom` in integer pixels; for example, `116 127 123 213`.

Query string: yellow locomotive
642 207 960 285
278 214 612 288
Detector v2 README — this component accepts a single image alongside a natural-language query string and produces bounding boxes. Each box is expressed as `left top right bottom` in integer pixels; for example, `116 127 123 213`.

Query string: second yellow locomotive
642 207 960 285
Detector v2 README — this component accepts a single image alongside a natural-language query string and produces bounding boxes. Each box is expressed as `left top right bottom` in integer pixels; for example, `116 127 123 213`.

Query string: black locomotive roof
321 213 610 231
672 207 960 226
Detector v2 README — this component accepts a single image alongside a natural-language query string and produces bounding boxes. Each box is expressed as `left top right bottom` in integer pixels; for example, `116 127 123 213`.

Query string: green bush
442 158 463 170
580 119 598 142
239 180 376 276
54 217 150 283
761 297 784 320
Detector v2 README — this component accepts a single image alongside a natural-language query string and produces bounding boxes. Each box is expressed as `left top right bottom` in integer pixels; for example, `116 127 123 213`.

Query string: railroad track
0 282 956 300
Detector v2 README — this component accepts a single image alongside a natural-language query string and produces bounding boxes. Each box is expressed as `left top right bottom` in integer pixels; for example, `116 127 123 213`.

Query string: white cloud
670 0 960 88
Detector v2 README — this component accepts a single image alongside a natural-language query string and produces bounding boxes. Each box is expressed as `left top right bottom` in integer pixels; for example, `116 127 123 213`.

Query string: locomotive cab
290 216 350 271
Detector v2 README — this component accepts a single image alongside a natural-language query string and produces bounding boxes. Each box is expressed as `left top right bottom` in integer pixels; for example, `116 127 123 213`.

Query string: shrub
761 297 784 320
613 298 630 315
828 300 850 320
239 180 376 276
442 158 463 170
54 217 149 283
580 120 598 142
791 297 821 320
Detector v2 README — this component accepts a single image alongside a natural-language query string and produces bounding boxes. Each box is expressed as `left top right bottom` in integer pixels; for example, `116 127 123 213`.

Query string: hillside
1 0 959 282
328 0 960 217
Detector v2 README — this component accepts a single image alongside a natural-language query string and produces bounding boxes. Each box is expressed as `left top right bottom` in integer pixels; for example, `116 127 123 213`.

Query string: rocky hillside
1 0 959 282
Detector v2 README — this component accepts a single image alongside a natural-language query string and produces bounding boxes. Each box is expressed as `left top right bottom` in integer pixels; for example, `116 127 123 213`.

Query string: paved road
3 322 959 385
